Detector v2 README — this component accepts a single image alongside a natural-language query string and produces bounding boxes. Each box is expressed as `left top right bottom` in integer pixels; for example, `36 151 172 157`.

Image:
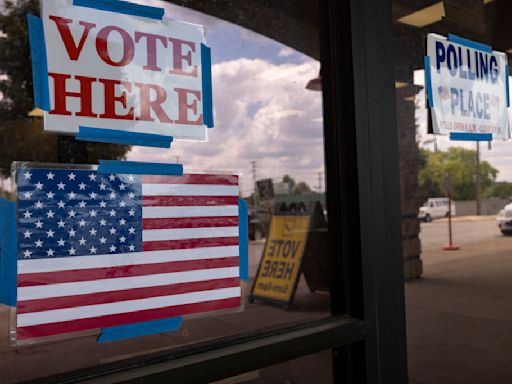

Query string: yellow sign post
250 215 310 306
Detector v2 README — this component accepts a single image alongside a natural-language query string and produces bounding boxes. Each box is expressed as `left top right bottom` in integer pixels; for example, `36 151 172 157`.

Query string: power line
251 161 258 207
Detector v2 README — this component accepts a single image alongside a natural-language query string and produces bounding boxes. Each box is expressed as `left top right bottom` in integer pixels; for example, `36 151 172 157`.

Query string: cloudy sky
127 0 324 196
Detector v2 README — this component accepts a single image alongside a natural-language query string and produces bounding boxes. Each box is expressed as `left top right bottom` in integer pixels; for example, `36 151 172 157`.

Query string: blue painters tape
201 44 214 128
73 0 164 20
506 65 510 108
238 198 248 281
450 132 492 141
77 126 173 148
98 317 183 343
0 199 17 307
98 160 183 176
447 34 492 53
27 15 50 111
424 56 434 108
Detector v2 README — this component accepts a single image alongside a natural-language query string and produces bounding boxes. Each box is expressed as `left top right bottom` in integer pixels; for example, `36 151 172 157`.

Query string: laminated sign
28 0 213 148
11 164 243 342
425 33 510 139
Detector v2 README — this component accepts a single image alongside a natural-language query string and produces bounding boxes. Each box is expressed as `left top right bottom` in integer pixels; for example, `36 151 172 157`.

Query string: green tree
0 0 128 178
418 147 498 201
483 182 512 199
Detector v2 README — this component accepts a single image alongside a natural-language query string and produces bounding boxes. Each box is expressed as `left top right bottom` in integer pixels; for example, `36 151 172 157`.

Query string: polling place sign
425 33 509 139
28 0 213 148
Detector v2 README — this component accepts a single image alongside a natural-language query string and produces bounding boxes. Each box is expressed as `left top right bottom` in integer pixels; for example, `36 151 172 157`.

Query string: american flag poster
14 165 242 342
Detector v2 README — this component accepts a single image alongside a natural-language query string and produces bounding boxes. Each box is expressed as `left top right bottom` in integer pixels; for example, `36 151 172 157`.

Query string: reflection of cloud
128 57 323 195
278 47 295 57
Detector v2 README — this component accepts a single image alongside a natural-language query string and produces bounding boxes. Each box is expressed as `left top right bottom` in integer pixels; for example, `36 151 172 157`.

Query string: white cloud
128 57 324 195
278 47 295 57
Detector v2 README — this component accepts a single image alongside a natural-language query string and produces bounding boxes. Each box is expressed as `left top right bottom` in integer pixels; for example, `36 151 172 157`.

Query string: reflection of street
409 216 512 383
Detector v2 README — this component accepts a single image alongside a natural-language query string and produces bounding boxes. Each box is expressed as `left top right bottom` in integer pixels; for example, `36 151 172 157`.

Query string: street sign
250 216 310 306
425 33 509 139
28 0 213 148
443 175 453 194
274 181 291 196
256 178 274 200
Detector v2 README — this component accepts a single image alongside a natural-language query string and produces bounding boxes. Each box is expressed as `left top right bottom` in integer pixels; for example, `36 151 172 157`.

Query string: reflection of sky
124 0 323 196
414 70 512 182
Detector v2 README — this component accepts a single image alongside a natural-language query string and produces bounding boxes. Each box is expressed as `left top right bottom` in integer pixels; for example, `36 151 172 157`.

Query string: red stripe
17 278 240 313
142 237 239 252
142 216 239 230
16 297 241 340
141 174 238 185
142 195 238 206
18 257 239 286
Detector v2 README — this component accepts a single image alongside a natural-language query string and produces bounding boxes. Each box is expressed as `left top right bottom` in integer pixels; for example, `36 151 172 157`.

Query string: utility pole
476 141 481 216
251 161 258 207
317 172 323 192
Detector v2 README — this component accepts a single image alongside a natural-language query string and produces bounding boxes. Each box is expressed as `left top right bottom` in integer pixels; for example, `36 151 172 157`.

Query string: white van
418 198 456 222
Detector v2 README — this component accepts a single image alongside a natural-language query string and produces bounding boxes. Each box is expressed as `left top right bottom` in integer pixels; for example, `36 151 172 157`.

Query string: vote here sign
426 34 509 139
31 0 212 147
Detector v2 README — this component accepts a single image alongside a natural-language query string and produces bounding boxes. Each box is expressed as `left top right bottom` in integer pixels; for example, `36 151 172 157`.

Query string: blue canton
17 168 143 260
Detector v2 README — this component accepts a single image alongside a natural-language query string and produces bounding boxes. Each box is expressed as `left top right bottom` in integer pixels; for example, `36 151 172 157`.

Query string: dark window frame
20 0 407 383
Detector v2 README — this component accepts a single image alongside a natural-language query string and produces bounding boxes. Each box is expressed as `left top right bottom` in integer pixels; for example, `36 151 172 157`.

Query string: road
420 215 500 251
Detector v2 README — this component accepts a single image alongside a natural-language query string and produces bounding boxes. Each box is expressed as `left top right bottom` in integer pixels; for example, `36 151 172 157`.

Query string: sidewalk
407 235 512 384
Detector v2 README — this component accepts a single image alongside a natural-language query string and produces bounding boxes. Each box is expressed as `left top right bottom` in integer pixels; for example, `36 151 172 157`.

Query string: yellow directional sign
251 215 310 305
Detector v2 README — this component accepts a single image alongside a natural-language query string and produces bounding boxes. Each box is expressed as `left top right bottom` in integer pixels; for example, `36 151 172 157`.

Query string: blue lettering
476 93 483 118
466 50 475 80
483 93 490 119
447 45 458 76
458 47 467 79
435 41 445 72
490 56 498 84
479 52 488 82
450 88 459 115
460 90 468 116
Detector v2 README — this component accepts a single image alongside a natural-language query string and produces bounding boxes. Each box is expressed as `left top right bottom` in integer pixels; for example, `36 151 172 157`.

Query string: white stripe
143 205 238 218
18 246 240 274
18 286 241 327
142 184 238 196
17 267 240 301
142 226 239 242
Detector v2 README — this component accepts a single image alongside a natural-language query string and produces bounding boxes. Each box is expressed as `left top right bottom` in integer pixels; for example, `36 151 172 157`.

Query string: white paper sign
426 33 509 139
40 0 210 142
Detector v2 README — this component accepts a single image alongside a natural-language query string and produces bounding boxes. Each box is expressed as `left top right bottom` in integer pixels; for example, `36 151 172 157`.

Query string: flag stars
109 227 117 235
109 209 116 217
129 244 135 252
46 172 55 180
23 191 33 200
128 209 135 216
128 192 135 199
23 210 32 219
99 183 106 190
68 228 76 237
78 182 87 190
88 173 97 181
128 175 135 183
109 174 116 181
119 236 126 243
57 238 66 247
34 201 44 209
24 171 32 180
68 210 77 218
46 210 55 219
69 247 76 256
99 201 107 208
23 250 32 258
99 219 107 226
109 191 117 200
89 210 97 217
68 191 77 200
128 227 135 234
89 228 97 236
68 172 76 181
78 200 87 208
78 219 87 227
89 192 98 200
57 182 66 190
57 220 66 228
119 218 126 226
34 239 43 248
35 220 43 229
23 230 32 239
46 229 55 238
35 182 44 190
57 200 66 209
99 237 107 244
119 184 126 191
90 246 97 254
119 201 126 208
109 245 117 253
78 237 87 246
47 249 55 257
47 191 55 199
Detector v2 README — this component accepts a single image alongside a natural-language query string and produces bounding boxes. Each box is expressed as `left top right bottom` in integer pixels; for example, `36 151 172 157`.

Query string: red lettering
48 73 96 117
96 26 135 67
175 88 202 125
134 32 168 71
99 79 134 120
135 83 173 123
49 16 96 61
169 38 198 77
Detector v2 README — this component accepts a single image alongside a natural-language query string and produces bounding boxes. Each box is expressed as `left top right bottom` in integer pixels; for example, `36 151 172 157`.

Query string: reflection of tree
0 0 128 177
282 174 312 195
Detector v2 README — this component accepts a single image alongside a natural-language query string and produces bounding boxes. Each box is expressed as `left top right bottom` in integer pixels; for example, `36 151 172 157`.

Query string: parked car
418 197 456 222
248 207 271 240
497 203 512 235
